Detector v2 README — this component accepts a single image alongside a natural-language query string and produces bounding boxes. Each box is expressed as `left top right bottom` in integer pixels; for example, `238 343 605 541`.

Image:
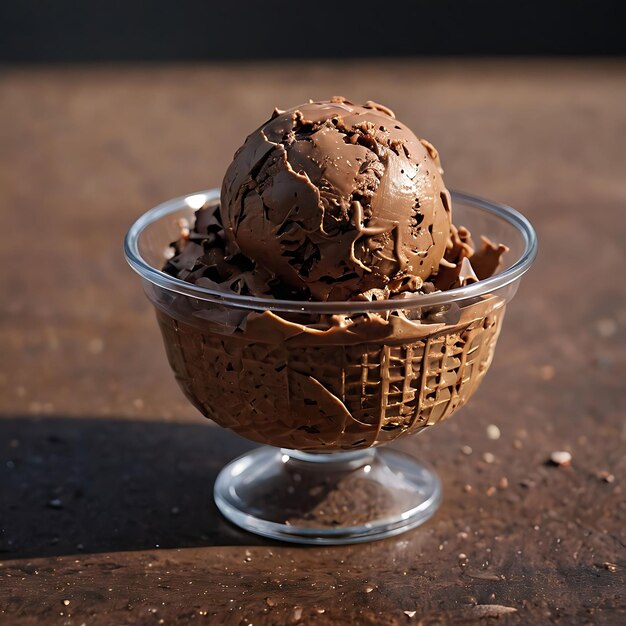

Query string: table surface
1 60 625 625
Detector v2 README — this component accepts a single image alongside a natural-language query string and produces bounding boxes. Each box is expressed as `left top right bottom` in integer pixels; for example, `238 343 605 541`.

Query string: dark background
1 0 625 62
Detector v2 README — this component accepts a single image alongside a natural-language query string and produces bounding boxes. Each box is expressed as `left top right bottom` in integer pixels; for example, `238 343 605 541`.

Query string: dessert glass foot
125 189 537 545
214 446 441 544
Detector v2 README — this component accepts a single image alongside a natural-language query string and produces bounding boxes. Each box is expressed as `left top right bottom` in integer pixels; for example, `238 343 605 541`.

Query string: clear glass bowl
125 189 537 544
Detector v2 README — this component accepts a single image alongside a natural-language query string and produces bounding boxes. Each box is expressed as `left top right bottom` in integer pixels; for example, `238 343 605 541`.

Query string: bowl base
214 446 441 545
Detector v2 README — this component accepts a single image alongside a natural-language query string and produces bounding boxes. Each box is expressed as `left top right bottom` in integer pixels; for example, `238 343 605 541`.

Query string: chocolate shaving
470 236 509 280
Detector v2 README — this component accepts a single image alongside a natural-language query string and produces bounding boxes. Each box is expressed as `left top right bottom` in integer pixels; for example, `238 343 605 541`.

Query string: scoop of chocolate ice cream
155 98 513 451
220 96 452 301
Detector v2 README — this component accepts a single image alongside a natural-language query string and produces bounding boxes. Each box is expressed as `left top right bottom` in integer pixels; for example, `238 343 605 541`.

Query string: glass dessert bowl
125 188 537 544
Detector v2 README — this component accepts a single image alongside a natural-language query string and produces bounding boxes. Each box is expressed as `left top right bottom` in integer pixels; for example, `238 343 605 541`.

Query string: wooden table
1 60 625 625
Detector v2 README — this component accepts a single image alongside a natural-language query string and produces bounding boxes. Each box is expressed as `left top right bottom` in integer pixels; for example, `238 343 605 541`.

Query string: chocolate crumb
465 604 517 618
598 471 615 483
486 424 501 440
549 451 572 466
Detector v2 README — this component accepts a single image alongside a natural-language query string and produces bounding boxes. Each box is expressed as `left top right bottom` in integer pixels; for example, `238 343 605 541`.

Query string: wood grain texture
1 60 625 625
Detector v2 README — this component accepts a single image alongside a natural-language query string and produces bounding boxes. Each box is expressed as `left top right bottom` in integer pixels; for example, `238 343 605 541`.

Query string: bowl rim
124 188 537 314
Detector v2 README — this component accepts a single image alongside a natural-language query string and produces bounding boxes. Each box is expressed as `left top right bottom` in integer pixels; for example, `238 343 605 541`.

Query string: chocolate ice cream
155 97 509 451
155 298 505 450
219 96 451 301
